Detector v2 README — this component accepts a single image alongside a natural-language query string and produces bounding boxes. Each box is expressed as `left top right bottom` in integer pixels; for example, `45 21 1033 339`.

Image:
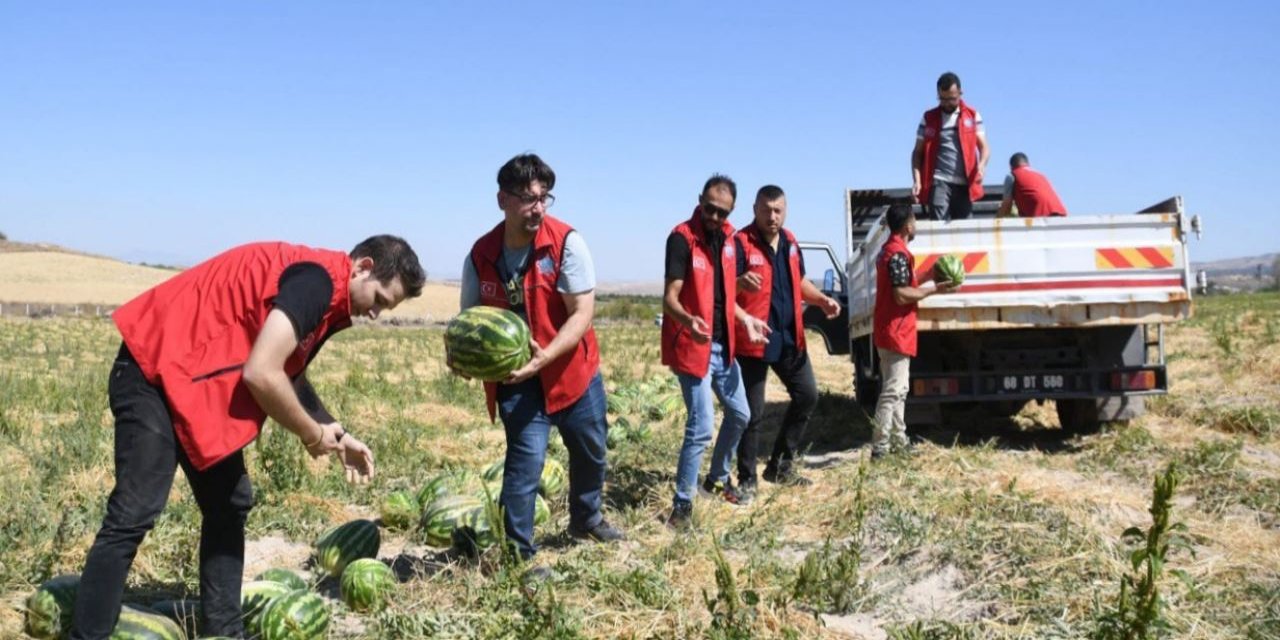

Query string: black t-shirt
736 232 807 362
272 262 339 366
665 230 731 347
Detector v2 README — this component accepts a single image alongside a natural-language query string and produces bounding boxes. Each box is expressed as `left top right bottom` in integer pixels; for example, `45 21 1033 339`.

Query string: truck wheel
1056 399 1101 434
855 371 881 415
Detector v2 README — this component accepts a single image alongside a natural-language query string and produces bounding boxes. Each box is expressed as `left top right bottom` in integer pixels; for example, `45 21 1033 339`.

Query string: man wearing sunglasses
661 174 770 528
459 153 622 579
912 71 990 221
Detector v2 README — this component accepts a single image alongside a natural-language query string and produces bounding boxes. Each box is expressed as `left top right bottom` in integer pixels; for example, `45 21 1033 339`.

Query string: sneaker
736 480 757 506
665 501 693 529
762 465 812 487
699 477 742 505
569 519 625 543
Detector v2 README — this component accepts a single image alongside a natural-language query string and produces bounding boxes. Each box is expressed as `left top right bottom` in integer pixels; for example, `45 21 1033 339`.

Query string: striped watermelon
23 574 79 640
415 470 477 508
445 307 531 381
254 567 308 591
933 254 966 286
242 580 292 637
454 502 502 552
111 605 185 639
480 485 549 527
314 519 380 578
420 494 482 547
540 458 567 496
257 590 329 640
339 558 396 613
149 599 201 639
380 490 419 530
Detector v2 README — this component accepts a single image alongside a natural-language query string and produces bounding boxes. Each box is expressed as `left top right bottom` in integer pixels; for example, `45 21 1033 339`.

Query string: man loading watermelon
72 236 426 639
456 153 624 581
871 205 960 459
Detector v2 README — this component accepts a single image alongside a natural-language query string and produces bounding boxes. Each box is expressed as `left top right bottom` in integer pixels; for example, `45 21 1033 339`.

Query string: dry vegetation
1 292 1277 638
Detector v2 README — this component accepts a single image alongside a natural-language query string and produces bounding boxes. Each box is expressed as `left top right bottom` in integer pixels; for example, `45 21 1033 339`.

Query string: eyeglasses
938 92 963 105
505 190 555 208
702 203 731 219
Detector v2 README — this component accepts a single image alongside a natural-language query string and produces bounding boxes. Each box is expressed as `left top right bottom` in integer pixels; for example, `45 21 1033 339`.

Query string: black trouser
71 344 254 640
736 347 819 484
929 181 973 221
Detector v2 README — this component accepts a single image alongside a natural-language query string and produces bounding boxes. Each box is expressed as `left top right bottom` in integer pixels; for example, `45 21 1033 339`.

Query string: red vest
873 234 918 357
920 101 984 204
1011 166 1067 217
470 215 600 420
733 225 805 358
661 208 737 377
113 242 353 471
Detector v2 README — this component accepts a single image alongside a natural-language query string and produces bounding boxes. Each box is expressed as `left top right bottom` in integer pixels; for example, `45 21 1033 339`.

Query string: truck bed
846 195 1193 338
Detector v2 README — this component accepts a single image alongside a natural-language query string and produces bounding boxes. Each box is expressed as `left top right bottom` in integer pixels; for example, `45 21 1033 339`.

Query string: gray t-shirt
917 109 984 185
460 230 596 316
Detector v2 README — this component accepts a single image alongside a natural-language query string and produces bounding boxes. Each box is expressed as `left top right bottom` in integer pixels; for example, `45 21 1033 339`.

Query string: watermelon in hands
445 307 531 381
933 254 965 286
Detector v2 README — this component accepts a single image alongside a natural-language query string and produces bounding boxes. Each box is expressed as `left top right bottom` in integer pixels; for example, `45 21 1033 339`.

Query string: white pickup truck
800 187 1201 432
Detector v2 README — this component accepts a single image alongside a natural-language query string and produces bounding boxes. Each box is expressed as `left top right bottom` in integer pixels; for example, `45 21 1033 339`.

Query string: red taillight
914 378 959 396
1111 370 1156 391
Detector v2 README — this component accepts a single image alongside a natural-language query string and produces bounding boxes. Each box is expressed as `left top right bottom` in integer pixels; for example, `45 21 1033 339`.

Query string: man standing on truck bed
912 71 989 221
872 204 957 458
662 174 770 527
733 185 841 501
997 152 1068 217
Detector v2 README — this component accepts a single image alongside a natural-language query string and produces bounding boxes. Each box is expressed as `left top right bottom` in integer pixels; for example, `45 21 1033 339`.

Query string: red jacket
873 234 918 357
113 242 353 470
661 208 737 377
1011 166 1068 217
733 225 805 358
920 101 984 205
470 215 600 420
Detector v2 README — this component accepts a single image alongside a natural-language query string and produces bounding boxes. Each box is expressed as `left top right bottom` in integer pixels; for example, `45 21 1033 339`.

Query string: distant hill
1193 252 1277 277
0 239 460 319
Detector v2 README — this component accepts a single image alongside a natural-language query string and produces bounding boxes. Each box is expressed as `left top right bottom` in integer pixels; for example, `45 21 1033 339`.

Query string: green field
2 293 1278 639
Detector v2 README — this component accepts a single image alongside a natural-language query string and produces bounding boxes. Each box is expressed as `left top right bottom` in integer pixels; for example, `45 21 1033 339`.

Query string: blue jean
673 342 750 505
497 373 608 559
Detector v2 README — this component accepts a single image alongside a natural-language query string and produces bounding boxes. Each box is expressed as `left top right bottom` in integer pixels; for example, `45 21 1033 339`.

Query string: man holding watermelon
457 153 623 573
733 185 842 500
661 175 771 527
872 205 959 458
72 235 425 639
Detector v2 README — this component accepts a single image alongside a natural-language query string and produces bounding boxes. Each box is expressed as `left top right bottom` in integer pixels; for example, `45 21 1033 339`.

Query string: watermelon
242 580 292 637
111 605 185 639
455 503 501 551
534 493 551 526
540 458 567 496
415 470 477 508
257 589 329 640
421 494 482 547
339 558 396 613
933 254 966 286
255 567 308 591
444 307 531 381
314 519 380 578
23 574 79 640
149 599 200 639
380 490 419 530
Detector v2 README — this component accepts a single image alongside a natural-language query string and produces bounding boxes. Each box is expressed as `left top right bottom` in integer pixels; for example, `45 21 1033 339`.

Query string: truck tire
1056 399 1102 435
852 347 880 414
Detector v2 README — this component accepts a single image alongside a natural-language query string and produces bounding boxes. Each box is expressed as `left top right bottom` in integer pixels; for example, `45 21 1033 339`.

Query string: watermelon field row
1 293 1278 638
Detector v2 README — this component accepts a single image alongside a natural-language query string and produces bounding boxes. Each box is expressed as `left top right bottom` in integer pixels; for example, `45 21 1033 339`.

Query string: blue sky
2 2 1277 281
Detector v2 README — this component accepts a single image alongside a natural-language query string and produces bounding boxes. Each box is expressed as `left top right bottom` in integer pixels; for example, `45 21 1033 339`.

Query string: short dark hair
702 174 737 202
755 184 786 202
1009 152 1029 168
350 234 426 298
497 153 556 194
937 71 961 92
886 204 914 234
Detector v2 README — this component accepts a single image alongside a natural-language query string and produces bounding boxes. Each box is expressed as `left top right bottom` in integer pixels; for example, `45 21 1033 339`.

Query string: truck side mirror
823 269 836 294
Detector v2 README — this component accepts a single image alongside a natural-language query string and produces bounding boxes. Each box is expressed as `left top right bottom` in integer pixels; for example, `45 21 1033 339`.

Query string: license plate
992 374 1072 394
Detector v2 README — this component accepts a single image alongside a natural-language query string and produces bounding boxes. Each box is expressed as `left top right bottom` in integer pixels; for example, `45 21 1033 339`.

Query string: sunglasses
702 203 731 219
